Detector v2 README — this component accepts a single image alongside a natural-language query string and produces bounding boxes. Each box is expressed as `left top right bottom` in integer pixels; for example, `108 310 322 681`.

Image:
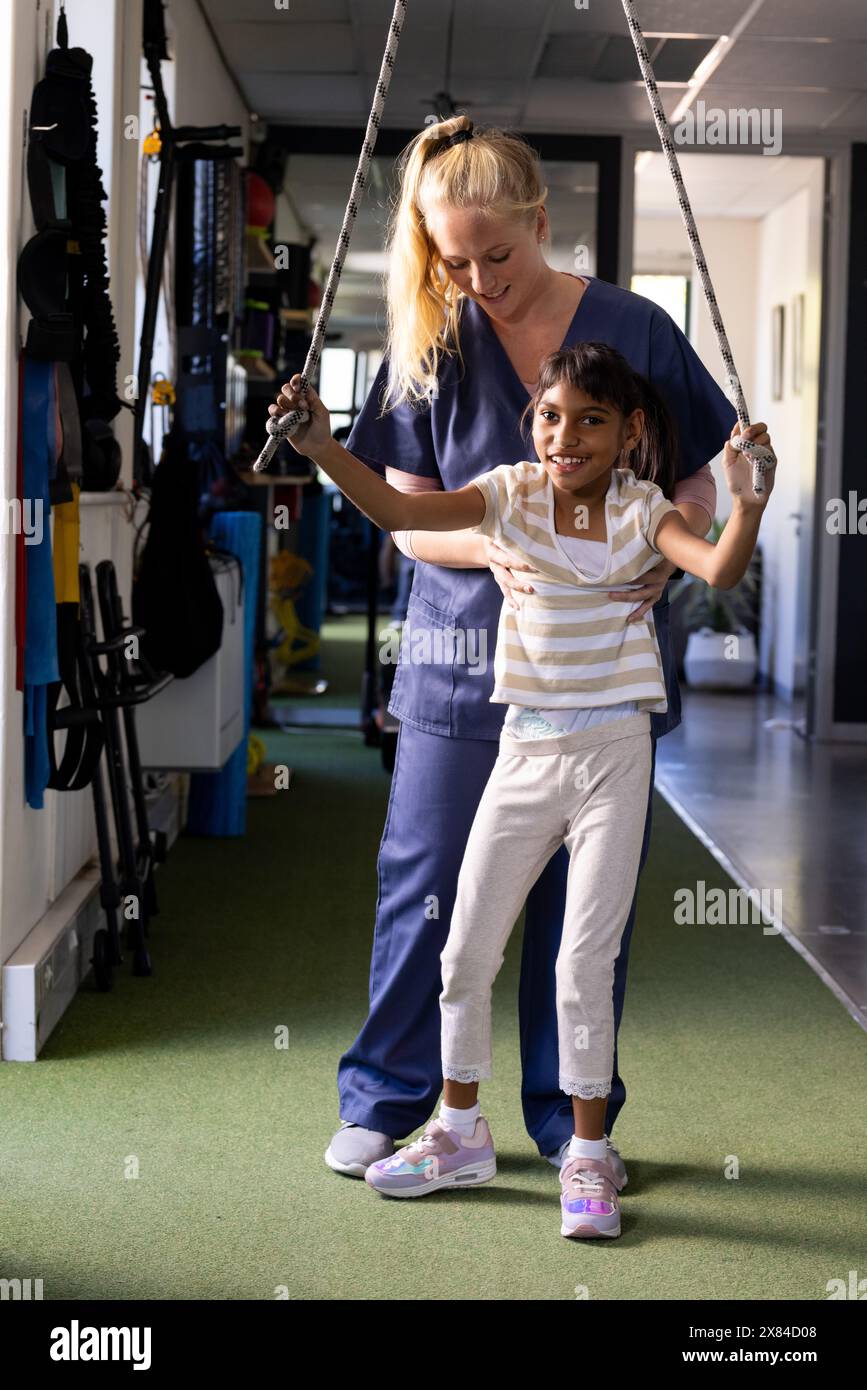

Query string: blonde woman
270 117 762 1184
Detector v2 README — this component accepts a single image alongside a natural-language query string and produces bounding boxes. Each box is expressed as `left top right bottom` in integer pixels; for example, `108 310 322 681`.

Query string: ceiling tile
537 33 616 80
243 74 367 120
220 23 356 74
825 92 867 129
523 78 664 128
356 23 448 78
547 0 745 38
652 36 718 81
202 0 350 20
698 82 858 132
744 0 867 42
713 39 867 90
450 30 543 82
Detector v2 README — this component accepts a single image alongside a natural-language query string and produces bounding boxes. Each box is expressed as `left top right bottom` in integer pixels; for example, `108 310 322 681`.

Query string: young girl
274 341 776 1239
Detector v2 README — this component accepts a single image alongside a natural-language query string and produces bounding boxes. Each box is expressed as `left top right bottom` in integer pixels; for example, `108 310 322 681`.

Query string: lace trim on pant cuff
442 1064 489 1083
559 1076 611 1099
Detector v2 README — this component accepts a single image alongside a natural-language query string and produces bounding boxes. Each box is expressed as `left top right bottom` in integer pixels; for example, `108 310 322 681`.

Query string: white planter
683 628 757 689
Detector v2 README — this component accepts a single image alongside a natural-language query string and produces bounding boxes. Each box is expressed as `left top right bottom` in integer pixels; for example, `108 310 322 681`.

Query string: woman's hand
267 375 333 457
608 557 675 623
482 536 537 611
723 420 776 508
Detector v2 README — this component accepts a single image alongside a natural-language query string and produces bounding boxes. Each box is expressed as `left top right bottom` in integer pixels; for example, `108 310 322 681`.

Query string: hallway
657 689 867 1027
1 622 864 1301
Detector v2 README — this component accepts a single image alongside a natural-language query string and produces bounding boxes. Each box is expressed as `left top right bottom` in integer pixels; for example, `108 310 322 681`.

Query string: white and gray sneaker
546 1135 628 1191
325 1121 395 1177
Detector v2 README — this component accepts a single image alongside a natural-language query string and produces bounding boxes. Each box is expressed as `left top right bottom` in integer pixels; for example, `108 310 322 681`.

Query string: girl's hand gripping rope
723 420 777 507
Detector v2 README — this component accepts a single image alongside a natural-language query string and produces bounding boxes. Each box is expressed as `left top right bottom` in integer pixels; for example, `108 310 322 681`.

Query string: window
630 274 691 335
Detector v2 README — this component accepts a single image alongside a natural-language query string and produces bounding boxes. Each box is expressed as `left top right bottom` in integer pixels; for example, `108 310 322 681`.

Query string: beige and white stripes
470 461 679 711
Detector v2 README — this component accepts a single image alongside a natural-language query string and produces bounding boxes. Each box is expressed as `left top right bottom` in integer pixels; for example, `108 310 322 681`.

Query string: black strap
47 602 104 791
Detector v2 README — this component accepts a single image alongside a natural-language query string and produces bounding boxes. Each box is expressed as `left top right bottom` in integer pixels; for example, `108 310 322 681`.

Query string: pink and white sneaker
560 1155 622 1239
364 1117 496 1198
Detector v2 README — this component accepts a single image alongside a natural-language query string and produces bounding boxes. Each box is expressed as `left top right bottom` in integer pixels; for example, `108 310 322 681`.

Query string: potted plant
668 519 761 689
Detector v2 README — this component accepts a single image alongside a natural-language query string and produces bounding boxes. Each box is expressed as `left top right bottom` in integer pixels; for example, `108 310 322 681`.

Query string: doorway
632 150 826 716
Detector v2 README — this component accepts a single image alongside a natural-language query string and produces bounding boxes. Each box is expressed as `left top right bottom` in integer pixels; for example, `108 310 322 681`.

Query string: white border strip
655 776 867 1034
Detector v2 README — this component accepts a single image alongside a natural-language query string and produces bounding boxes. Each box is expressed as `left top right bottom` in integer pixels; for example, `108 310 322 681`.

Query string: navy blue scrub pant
337 720 657 1157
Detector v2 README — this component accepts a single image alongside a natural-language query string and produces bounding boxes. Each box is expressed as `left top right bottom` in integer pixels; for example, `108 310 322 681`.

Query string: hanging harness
257 0 776 496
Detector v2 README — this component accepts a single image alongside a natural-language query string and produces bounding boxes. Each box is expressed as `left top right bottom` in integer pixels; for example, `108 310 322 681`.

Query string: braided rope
620 0 776 495
253 0 408 471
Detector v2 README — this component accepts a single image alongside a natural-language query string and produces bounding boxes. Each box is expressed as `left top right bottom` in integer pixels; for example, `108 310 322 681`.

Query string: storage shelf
279 308 315 327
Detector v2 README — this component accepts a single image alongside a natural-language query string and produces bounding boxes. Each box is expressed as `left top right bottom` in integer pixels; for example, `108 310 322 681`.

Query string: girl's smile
548 454 590 473
531 381 643 501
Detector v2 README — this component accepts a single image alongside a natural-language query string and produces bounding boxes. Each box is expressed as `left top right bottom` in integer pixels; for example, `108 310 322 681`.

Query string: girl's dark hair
519 342 680 498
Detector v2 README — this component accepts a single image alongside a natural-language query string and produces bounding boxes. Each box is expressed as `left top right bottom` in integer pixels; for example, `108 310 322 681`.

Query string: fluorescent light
669 36 730 123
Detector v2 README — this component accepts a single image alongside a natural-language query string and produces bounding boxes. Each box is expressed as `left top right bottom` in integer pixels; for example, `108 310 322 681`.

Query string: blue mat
22 358 59 809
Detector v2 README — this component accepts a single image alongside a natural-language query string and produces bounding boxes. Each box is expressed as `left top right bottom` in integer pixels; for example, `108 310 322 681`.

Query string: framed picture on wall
772 304 785 401
792 293 805 395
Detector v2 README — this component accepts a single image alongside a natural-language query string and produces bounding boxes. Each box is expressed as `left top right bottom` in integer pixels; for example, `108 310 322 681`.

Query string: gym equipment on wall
19 3 124 473
173 153 246 454
82 563 173 984
135 0 243 486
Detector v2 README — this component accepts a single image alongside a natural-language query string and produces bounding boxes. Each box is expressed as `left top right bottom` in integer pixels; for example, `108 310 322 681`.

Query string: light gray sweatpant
439 711 653 1099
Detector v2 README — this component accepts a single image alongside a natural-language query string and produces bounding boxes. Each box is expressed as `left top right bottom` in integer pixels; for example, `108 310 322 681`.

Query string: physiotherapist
271 116 745 1180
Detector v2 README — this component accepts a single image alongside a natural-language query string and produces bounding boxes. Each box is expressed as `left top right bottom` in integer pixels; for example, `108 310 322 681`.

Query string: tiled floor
656 688 867 1030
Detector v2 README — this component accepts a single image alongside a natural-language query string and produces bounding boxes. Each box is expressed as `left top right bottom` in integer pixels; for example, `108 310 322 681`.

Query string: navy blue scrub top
346 274 737 743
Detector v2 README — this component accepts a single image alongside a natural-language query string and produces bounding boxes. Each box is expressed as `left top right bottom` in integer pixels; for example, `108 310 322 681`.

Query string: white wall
750 165 824 699
634 214 760 512
0 0 250 977
634 161 824 699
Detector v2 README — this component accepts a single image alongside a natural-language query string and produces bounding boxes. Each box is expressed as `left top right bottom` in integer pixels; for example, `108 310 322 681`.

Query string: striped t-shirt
470 461 680 712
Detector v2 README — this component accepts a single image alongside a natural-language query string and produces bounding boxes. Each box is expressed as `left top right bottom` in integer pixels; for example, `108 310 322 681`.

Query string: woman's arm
385 469 490 568
399 528 490 567
671 463 716 535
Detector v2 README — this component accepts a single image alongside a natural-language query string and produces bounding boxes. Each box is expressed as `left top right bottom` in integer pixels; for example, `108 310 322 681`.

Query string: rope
253 0 409 472
256 0 774 496
620 0 776 496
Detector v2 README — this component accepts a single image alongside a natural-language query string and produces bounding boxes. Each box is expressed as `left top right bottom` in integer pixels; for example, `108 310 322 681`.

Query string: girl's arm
652 422 776 589
652 505 762 590
312 436 486 533
270 376 486 534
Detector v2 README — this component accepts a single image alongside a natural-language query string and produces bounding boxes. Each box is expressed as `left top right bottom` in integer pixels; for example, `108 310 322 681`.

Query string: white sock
439 1100 480 1137
567 1134 608 1162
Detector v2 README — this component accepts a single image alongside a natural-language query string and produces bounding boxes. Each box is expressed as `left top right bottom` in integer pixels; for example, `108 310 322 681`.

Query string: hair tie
439 126 473 151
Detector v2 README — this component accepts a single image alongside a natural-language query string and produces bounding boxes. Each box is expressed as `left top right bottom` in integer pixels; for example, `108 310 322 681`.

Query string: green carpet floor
1 616 865 1301
270 609 394 714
